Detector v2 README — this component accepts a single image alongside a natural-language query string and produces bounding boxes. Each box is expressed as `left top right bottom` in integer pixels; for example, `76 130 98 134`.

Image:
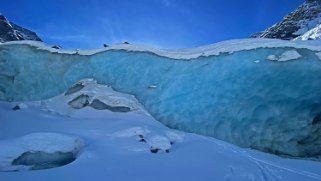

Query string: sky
1 0 304 49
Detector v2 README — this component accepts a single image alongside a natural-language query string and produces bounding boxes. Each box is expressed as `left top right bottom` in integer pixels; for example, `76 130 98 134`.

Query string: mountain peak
306 0 321 3
251 0 321 40
0 14 42 43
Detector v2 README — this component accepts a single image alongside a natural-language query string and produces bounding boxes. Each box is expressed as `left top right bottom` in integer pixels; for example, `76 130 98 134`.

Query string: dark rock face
64 82 85 96
10 22 42 42
90 99 131 112
0 14 42 43
12 105 20 111
51 45 62 49
68 94 90 109
251 0 321 40
0 15 21 42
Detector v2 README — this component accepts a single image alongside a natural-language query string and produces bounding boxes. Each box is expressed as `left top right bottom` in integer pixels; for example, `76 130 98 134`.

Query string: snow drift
0 133 83 171
1 39 321 158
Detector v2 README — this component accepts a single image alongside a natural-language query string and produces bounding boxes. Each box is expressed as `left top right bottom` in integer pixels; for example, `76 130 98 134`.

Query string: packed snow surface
1 98 321 180
1 39 321 158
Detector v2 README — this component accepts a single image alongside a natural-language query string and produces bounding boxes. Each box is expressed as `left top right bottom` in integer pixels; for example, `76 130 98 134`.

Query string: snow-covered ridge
296 24 321 40
0 14 42 43
1 39 321 59
251 0 321 40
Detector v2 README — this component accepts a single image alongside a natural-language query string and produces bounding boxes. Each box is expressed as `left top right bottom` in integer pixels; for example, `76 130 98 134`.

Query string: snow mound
113 127 185 153
41 79 149 118
0 133 84 171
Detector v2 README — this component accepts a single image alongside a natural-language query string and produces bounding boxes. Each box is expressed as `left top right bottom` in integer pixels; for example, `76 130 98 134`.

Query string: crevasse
1 39 321 158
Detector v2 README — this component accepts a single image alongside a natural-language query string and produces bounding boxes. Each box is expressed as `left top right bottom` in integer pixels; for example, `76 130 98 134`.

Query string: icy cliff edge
1 39 321 159
1 38 321 59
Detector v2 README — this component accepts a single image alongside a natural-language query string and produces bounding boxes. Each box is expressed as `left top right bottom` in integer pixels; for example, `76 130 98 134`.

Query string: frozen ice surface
316 52 321 60
1 39 321 158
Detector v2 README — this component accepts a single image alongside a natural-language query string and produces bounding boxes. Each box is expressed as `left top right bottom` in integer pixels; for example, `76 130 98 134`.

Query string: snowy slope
252 0 321 40
1 39 321 159
1 84 321 180
296 24 321 40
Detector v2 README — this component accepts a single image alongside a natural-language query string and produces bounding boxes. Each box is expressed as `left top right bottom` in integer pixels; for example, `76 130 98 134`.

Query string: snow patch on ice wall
1 39 321 158
266 50 302 62
42 78 149 118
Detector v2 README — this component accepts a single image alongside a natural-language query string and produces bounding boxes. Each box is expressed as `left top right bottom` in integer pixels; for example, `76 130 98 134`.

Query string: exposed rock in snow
42 79 148 117
0 14 41 43
266 54 278 61
68 94 90 109
51 45 62 49
251 0 321 40
90 99 131 112
149 135 172 153
112 126 184 154
64 82 85 96
11 103 28 111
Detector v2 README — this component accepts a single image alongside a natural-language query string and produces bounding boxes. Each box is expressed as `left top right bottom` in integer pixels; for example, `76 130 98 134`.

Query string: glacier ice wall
1 40 321 158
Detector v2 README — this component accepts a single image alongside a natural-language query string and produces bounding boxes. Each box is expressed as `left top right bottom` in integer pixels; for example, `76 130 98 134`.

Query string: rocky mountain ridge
251 0 321 40
0 14 41 43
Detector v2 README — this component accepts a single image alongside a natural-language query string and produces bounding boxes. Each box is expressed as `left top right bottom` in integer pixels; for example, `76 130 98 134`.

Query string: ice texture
1 39 321 158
